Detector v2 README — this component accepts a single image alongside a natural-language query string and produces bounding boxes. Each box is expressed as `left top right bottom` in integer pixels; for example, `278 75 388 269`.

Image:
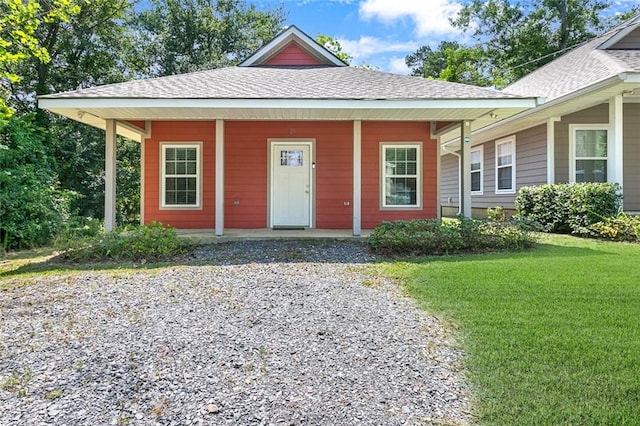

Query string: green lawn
381 234 640 425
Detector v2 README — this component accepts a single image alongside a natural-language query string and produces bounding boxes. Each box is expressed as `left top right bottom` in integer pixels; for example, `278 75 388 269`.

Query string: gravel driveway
0 240 471 425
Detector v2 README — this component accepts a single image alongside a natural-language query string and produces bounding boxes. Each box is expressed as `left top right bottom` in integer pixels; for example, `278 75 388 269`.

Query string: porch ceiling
38 97 538 142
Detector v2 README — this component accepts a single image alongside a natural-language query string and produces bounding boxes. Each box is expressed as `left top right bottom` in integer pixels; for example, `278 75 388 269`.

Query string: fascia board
39 97 538 111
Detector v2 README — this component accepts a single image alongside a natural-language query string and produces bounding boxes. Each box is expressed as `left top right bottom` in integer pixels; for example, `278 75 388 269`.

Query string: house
38 26 536 235
439 14 640 217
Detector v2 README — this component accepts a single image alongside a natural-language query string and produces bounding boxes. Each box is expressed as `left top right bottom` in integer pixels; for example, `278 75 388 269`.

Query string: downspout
441 140 462 215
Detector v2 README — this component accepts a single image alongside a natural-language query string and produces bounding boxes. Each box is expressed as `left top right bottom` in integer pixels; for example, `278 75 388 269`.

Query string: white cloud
388 57 411 75
338 35 418 59
359 0 462 36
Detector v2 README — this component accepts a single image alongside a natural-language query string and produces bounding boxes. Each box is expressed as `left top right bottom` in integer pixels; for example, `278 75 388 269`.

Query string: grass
381 234 640 425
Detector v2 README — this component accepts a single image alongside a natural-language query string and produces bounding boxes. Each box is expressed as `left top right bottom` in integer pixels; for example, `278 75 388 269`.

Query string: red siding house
39 26 537 235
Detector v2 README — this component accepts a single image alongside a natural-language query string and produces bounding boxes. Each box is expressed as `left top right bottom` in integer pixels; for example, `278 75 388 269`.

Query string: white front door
271 142 312 227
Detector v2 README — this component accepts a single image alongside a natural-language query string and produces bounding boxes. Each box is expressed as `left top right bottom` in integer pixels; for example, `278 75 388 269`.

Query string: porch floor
176 228 372 243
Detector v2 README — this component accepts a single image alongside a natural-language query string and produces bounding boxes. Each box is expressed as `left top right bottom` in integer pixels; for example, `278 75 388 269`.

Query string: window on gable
495 137 515 193
382 144 422 208
471 146 483 195
573 127 607 183
161 143 201 208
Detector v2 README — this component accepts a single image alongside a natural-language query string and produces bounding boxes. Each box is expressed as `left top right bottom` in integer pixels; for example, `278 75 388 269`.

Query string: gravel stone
0 240 471 425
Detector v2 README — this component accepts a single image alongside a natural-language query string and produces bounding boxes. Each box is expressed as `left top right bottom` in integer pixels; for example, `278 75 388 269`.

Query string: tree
451 0 612 85
134 0 285 77
0 0 80 119
316 34 352 64
405 41 491 86
0 115 73 250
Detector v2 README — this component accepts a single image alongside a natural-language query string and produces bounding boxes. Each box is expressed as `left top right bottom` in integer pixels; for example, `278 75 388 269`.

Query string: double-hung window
495 136 515 193
161 143 201 208
470 146 483 195
571 126 608 183
382 143 421 208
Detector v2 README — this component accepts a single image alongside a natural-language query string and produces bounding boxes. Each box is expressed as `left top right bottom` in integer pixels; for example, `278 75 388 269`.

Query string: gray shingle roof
41 65 521 100
503 18 640 101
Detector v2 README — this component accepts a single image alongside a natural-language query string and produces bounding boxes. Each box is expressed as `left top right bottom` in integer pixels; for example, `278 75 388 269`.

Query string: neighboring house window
495 136 515 193
161 143 201 208
571 126 608 183
382 143 421 208
471 146 483 195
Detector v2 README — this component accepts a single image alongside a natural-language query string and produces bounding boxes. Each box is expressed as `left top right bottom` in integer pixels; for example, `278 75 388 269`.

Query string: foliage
486 205 506 222
316 34 351 64
367 217 535 256
406 1 638 87
0 0 80 119
515 182 622 234
57 221 192 261
384 234 640 424
451 0 612 85
590 213 640 241
405 41 491 86
134 0 285 77
0 115 73 250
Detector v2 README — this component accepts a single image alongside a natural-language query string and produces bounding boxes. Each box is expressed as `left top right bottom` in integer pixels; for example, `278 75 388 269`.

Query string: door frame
267 139 315 228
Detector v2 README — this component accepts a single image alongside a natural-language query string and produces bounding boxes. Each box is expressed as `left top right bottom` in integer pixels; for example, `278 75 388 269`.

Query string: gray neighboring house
440 14 640 216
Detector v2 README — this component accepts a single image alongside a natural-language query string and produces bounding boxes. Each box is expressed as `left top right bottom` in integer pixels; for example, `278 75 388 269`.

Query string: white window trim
471 145 483 195
380 142 422 209
160 142 203 209
495 136 516 194
569 124 608 183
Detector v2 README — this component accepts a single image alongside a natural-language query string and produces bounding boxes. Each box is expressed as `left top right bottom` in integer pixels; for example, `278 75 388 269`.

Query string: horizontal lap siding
225 122 269 228
440 153 459 206
143 121 215 228
315 122 353 228
361 121 437 229
555 104 608 183
264 44 322 66
624 104 640 211
224 121 353 229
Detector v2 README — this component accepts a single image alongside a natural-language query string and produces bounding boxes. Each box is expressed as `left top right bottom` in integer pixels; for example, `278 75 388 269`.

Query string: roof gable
599 15 640 50
263 42 323 66
605 26 640 50
239 25 346 67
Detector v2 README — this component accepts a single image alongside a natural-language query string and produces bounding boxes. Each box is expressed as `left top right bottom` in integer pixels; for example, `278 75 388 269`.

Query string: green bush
58 222 192 262
515 183 622 235
0 115 74 250
368 217 535 256
590 214 640 242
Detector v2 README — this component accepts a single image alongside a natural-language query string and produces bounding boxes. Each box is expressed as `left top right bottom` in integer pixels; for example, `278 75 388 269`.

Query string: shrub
590 213 640 242
487 206 506 222
368 217 535 256
515 183 621 235
58 222 192 262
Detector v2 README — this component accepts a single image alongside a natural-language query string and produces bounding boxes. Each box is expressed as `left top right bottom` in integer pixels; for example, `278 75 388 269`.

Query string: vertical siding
361 121 437 229
623 104 640 211
264 43 322 66
610 27 640 49
224 121 353 229
143 121 215 228
554 104 608 183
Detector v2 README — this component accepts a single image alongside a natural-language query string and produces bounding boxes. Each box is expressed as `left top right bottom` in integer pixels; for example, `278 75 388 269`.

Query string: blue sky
257 0 639 74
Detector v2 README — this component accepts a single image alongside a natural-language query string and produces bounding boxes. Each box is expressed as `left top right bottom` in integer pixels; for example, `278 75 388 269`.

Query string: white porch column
546 117 560 184
104 119 117 232
352 120 362 236
435 135 442 219
609 95 624 189
460 121 472 217
215 119 225 236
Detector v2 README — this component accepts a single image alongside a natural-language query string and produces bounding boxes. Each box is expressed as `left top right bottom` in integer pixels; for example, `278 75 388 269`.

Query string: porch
176 228 372 243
